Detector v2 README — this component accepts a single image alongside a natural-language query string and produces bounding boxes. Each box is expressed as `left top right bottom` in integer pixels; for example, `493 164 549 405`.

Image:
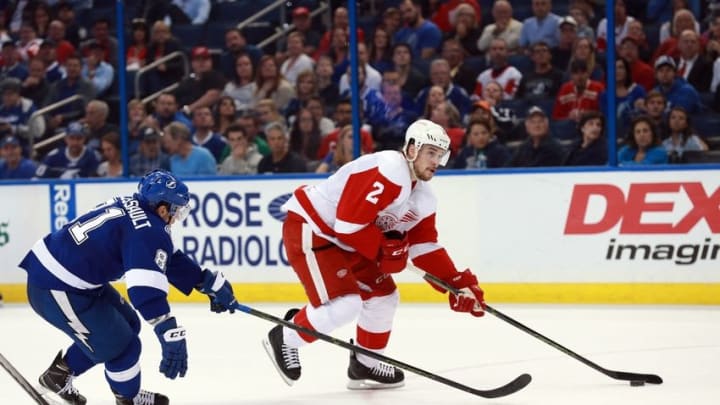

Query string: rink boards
0 168 718 304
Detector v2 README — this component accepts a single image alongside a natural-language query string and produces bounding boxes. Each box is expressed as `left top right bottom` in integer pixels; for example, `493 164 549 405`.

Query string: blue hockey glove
200 269 237 313
154 317 188 379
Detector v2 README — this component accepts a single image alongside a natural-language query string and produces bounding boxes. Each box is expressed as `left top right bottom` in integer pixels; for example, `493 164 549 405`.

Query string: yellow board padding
2 283 720 305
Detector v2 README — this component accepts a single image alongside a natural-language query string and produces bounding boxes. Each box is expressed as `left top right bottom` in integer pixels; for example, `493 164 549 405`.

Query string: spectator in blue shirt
161 121 217 176
519 0 561 49
394 0 443 60
618 115 669 165
81 41 115 96
0 40 29 81
0 135 36 179
653 55 701 114
191 106 227 163
35 121 102 179
0 77 38 150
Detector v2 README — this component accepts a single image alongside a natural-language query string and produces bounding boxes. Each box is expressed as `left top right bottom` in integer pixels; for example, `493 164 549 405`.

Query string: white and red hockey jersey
474 65 523 100
282 150 460 281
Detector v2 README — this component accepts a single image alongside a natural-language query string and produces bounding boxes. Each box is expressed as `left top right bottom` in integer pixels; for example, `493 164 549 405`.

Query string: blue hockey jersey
20 195 203 321
34 146 101 179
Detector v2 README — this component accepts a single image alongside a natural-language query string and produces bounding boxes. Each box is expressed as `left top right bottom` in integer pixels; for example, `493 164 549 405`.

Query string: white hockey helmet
403 119 451 166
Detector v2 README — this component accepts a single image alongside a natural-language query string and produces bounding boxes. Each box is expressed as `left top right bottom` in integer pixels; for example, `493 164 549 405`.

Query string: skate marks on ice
1 304 719 404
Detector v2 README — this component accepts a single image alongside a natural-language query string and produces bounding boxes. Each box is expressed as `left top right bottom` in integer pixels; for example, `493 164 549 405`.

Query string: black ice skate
114 389 169 405
262 308 301 386
38 351 87 405
347 345 405 390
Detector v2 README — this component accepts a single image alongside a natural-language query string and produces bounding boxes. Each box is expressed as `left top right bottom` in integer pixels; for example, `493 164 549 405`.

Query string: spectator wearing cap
220 28 262 81
129 126 170 176
143 0 211 26
35 121 102 179
563 111 607 166
619 37 655 91
37 40 65 83
653 54 701 113
0 77 38 148
553 59 605 121
81 40 115 95
518 0 561 49
394 0 442 60
175 46 226 115
1 40 29 81
595 0 635 52
43 53 96 131
143 21 184 96
553 16 579 71
617 115 669 165
21 57 49 106
453 118 511 169
507 106 565 167
46 20 76 65
162 121 217 176
517 41 565 102
676 29 712 93
190 106 227 163
474 38 522 101
477 1 522 55
289 7 322 57
0 136 36 179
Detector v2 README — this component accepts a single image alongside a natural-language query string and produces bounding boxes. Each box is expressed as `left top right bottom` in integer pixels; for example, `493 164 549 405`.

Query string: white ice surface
1 303 719 404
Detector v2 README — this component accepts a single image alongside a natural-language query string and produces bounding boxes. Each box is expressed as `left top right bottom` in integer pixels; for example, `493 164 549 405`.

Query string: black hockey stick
0 352 51 405
233 303 531 399
419 270 663 385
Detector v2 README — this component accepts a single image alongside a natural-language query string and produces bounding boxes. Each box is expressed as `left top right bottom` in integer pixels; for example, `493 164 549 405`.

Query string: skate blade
347 379 405 390
261 338 297 387
35 385 73 405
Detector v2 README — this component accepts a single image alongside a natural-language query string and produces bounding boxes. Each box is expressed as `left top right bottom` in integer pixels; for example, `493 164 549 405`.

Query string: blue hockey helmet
137 170 191 223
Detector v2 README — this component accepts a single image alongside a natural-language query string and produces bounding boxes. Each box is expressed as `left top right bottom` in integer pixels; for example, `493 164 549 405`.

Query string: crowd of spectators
1 0 720 180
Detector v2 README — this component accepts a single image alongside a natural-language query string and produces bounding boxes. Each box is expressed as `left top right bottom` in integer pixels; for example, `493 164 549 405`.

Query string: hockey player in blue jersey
19 169 238 405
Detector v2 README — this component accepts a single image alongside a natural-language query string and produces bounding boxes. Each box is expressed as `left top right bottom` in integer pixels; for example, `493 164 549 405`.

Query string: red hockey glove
377 231 409 274
447 269 485 317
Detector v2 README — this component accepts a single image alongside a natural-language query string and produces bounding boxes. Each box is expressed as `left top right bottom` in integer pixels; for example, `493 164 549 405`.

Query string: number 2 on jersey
69 208 125 244
365 181 385 204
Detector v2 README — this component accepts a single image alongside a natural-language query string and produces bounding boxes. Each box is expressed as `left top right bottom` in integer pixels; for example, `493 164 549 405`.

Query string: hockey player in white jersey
263 119 486 389
20 170 238 405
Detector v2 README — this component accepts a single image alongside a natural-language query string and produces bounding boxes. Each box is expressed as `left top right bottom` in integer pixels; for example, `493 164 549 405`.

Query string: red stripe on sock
293 307 318 343
356 326 391 350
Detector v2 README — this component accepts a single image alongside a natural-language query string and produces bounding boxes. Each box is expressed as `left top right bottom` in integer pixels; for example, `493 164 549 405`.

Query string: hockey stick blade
233 303 531 398
0 352 51 405
420 271 663 385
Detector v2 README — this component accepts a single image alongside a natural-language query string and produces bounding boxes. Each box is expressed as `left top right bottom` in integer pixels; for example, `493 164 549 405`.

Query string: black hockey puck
630 380 645 386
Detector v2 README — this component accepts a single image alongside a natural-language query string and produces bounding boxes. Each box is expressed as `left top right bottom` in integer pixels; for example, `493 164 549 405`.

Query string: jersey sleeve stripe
334 218 367 235
125 269 170 293
105 359 141 383
31 239 103 290
409 242 442 259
